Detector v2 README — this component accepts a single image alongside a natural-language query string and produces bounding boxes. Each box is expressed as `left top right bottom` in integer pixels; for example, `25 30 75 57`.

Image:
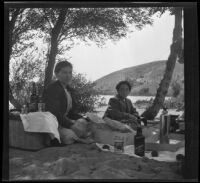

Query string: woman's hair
54 61 73 74
116 80 132 91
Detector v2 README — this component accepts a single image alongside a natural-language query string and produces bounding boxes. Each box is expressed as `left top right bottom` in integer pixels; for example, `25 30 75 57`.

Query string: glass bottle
38 94 45 112
134 127 145 157
29 82 38 112
114 136 124 153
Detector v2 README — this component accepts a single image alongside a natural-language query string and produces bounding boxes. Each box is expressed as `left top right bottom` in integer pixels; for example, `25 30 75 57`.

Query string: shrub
70 72 103 114
139 87 150 95
10 69 103 113
171 80 181 98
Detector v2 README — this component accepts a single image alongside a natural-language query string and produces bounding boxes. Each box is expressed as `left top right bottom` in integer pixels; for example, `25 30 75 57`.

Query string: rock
22 164 37 175
10 157 23 167
91 168 131 179
136 164 142 172
51 158 79 176
35 171 56 180
87 143 98 150
142 156 149 162
43 162 51 167
15 175 32 180
89 164 96 171
70 167 91 178
151 150 158 157
176 154 184 162
151 167 162 174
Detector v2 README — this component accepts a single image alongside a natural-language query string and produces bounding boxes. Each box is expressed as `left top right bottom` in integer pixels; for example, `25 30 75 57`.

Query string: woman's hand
128 114 138 122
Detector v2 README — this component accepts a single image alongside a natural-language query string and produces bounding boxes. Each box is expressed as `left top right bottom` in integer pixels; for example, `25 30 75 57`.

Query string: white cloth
20 112 61 142
96 143 185 162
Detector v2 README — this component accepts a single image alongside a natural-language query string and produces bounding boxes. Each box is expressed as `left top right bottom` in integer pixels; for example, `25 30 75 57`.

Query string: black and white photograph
3 1 199 181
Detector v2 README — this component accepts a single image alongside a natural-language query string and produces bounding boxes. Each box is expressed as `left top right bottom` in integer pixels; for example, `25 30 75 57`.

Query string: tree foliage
9 7 182 114
9 45 46 106
171 80 181 97
70 72 101 113
141 8 184 119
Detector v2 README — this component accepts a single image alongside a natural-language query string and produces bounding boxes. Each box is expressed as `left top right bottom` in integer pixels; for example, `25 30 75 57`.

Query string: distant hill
94 60 184 96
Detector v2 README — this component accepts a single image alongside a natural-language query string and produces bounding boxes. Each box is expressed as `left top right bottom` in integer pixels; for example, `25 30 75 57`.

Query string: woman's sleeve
104 98 130 120
67 89 83 120
129 101 140 118
43 87 74 128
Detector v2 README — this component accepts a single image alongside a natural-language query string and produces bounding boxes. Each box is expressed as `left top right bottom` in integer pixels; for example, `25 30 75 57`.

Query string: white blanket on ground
20 112 61 142
96 143 185 162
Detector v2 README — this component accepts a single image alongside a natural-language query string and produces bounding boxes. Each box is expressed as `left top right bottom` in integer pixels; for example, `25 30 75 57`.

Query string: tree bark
44 9 67 88
141 8 183 120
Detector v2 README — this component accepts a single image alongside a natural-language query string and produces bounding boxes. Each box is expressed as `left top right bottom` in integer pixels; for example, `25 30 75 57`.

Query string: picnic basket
9 118 49 150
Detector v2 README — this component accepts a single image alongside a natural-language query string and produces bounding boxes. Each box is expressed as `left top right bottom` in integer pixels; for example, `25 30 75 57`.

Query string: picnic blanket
96 143 185 162
20 112 61 142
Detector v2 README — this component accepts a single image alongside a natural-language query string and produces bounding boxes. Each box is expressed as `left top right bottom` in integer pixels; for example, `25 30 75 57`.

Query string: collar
116 94 126 102
57 80 71 90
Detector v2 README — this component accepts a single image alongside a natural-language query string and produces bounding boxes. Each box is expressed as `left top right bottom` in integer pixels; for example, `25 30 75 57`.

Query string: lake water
9 94 182 119
98 95 171 104
95 95 182 118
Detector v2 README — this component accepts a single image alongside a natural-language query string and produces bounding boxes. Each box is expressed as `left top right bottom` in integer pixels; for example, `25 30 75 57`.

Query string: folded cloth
20 112 61 143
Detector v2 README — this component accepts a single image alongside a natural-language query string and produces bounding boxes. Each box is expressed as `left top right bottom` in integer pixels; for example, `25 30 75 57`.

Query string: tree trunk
44 9 67 88
141 8 183 120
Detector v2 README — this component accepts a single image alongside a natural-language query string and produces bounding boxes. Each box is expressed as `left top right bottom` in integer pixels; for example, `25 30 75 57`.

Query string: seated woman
103 80 147 130
43 61 92 145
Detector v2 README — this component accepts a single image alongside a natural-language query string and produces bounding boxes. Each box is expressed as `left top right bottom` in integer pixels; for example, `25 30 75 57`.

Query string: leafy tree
142 7 184 120
9 8 47 109
139 87 150 95
70 72 101 113
9 7 157 110
29 8 155 87
9 44 46 108
171 80 181 97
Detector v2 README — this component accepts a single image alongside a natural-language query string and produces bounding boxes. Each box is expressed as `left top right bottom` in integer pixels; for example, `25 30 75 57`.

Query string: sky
66 11 175 82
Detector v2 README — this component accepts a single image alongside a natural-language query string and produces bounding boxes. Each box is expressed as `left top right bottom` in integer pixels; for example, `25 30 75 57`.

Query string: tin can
114 136 124 153
159 115 170 144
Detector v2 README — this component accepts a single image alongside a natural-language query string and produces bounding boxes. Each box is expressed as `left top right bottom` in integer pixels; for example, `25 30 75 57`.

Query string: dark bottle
134 127 145 157
29 82 38 112
38 94 45 112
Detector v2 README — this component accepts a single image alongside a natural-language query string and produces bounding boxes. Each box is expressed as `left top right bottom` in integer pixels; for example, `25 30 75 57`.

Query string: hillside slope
94 60 184 96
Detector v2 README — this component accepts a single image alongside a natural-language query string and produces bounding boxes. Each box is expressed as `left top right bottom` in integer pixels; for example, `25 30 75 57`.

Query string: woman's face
56 66 72 85
118 84 131 98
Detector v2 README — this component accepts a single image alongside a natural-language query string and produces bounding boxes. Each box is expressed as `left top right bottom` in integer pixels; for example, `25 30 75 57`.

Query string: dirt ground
9 143 184 180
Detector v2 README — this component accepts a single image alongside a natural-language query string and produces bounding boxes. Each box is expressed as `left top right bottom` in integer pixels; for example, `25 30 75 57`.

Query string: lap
58 126 79 145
